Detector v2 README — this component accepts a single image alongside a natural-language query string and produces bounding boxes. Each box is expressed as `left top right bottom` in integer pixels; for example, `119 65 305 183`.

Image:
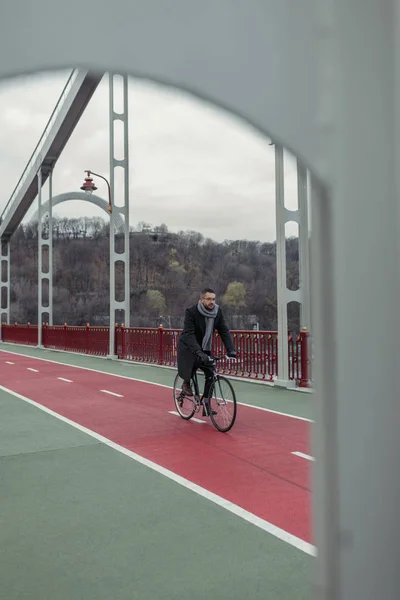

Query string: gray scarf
197 301 219 351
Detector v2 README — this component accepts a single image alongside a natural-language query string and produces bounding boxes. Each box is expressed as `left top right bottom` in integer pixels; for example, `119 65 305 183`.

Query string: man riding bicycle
177 287 236 416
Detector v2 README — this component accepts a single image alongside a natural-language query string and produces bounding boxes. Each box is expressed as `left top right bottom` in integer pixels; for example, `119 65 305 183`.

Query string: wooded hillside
9 217 301 331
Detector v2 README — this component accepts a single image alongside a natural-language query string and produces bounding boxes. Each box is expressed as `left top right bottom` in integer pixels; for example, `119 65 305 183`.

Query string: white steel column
274 146 310 386
37 169 43 346
37 168 53 345
108 73 130 358
1 239 10 327
297 160 310 331
274 144 289 386
47 171 53 324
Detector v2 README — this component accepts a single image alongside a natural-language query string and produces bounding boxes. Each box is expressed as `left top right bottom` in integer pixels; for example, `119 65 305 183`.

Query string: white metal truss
274 145 310 387
0 70 102 240
37 168 53 347
108 73 130 357
1 239 10 327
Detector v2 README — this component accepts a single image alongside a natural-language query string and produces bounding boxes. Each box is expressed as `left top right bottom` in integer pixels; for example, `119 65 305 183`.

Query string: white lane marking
100 389 123 398
237 402 312 422
0 383 316 557
58 377 73 383
0 348 313 423
27 368 39 373
5 361 14 364
169 410 206 424
292 451 315 462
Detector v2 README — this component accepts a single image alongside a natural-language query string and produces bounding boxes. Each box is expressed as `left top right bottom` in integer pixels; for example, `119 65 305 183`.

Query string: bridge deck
0 343 313 599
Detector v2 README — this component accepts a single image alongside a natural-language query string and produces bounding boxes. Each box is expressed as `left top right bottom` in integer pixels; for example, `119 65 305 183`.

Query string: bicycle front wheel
173 373 196 420
208 376 237 432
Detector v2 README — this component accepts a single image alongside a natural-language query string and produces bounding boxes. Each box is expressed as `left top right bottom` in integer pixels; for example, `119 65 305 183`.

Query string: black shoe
182 381 193 397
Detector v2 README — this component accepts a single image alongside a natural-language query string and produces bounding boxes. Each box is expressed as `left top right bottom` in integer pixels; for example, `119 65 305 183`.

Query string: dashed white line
58 377 73 383
168 410 206 424
0 348 313 423
100 389 123 398
292 451 315 462
5 361 14 365
27 368 39 373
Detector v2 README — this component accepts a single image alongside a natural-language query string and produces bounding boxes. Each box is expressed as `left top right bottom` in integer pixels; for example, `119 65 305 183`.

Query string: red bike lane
0 352 313 544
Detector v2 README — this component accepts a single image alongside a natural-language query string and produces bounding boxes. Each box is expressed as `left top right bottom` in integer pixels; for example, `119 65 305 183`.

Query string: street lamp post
81 170 115 357
81 170 112 214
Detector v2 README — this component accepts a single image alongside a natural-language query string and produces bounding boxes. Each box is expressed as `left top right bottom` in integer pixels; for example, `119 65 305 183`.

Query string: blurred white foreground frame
0 1 399 598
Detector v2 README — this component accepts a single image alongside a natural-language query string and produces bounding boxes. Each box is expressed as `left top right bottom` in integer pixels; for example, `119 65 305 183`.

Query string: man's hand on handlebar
196 350 237 365
213 352 237 362
196 350 215 366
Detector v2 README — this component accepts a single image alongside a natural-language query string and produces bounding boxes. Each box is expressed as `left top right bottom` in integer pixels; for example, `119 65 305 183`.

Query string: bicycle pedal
202 405 217 417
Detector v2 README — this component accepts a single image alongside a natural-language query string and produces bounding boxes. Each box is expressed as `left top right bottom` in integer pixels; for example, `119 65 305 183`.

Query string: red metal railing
214 330 278 381
43 324 109 356
1 323 38 346
116 326 181 367
1 323 312 387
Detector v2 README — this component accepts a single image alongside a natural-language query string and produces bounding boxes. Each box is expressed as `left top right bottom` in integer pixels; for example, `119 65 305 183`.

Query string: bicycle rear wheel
208 376 237 432
173 373 196 420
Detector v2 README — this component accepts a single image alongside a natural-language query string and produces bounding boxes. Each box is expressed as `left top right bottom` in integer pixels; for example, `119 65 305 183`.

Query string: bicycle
173 356 237 433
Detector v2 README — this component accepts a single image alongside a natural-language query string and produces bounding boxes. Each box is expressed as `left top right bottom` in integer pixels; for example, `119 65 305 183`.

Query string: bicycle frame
174 355 237 432
191 355 227 402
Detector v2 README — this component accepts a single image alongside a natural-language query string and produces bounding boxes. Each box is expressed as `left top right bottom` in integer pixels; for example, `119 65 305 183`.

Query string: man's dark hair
201 287 215 297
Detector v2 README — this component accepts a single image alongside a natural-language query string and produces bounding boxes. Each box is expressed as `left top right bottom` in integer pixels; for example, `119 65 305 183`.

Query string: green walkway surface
0 343 313 599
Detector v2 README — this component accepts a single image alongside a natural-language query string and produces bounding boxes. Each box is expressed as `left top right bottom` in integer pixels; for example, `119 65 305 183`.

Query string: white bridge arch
31 191 125 231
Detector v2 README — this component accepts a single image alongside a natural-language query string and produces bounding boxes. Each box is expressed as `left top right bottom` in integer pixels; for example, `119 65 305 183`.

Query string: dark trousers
192 353 214 399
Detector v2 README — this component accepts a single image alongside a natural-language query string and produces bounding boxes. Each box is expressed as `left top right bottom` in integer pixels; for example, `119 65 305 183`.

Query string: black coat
177 304 235 381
